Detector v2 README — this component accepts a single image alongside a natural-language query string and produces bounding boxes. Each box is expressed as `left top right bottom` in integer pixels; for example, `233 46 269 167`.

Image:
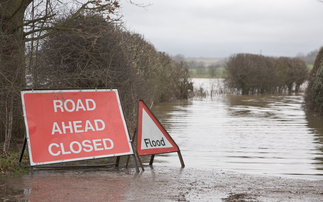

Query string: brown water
151 78 323 180
2 78 323 201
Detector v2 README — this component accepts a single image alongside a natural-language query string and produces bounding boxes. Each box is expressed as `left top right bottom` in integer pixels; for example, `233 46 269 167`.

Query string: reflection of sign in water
137 100 185 168
21 89 133 166
28 174 127 201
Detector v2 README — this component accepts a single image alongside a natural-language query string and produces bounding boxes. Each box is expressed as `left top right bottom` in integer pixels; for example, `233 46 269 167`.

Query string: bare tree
0 0 122 153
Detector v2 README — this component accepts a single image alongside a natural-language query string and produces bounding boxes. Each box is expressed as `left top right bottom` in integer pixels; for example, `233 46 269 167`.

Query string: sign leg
126 153 143 171
115 156 120 167
135 151 144 171
177 151 185 168
19 137 27 164
132 154 139 172
149 154 155 166
125 155 130 168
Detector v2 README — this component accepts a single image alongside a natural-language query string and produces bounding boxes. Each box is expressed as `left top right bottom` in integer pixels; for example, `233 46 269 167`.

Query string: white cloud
120 0 323 57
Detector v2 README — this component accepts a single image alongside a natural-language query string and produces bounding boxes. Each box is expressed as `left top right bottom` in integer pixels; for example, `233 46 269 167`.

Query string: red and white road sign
137 100 179 155
21 89 133 166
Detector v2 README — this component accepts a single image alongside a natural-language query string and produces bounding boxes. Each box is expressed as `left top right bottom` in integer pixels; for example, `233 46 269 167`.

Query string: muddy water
2 78 323 202
151 78 323 180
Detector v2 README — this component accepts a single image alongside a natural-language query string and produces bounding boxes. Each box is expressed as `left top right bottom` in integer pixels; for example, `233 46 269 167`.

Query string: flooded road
2 78 323 201
152 78 323 180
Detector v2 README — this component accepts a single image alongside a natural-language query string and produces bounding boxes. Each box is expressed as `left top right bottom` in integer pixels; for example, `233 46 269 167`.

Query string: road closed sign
21 89 133 166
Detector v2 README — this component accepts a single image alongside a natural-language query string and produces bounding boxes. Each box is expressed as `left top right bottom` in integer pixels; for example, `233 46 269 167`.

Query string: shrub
225 53 308 94
305 47 323 114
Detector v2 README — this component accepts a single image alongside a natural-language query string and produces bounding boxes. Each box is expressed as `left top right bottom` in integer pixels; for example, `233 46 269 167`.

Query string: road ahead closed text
49 98 113 156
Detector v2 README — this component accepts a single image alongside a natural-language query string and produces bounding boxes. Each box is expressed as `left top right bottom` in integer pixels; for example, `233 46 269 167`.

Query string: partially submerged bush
225 53 308 94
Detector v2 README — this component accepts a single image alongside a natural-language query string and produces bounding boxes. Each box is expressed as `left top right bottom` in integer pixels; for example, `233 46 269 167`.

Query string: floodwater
2 78 323 201
151 78 323 180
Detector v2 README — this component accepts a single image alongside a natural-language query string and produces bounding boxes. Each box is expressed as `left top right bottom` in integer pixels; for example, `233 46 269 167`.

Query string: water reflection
305 112 323 171
151 79 323 180
20 170 129 201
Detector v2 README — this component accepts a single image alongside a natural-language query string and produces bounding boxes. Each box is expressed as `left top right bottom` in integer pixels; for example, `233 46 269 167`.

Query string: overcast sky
119 0 323 58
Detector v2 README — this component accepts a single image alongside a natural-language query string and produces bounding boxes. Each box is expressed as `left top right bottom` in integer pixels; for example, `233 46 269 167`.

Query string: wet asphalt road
2 166 323 201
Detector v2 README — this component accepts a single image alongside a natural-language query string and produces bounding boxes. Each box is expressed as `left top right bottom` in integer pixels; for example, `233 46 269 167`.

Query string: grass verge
0 152 29 176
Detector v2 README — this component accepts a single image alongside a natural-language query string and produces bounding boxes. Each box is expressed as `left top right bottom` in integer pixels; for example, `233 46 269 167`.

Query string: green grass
308 65 313 71
0 152 29 176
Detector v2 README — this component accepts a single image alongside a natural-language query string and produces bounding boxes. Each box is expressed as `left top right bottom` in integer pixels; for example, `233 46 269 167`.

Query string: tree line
224 53 308 95
0 2 192 153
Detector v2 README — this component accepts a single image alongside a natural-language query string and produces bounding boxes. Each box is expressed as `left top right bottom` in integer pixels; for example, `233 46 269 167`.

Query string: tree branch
24 1 92 40
23 14 57 27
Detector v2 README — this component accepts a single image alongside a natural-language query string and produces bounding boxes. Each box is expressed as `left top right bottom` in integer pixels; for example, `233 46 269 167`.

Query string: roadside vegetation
0 152 29 176
305 47 323 114
30 14 192 132
0 1 192 174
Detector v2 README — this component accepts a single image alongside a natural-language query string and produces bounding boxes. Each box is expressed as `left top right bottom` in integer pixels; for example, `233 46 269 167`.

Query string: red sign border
21 89 134 166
